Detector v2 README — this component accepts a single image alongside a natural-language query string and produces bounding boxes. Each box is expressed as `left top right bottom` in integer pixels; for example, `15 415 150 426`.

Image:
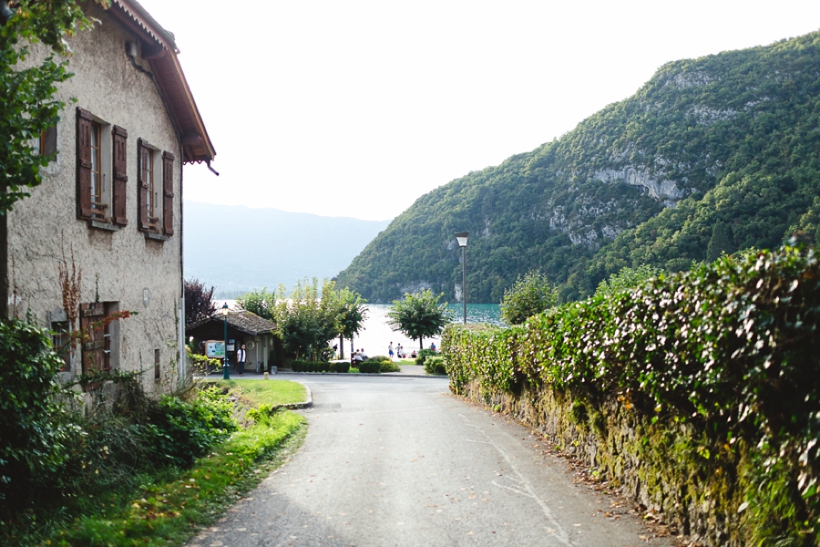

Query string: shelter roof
109 0 216 164
187 310 276 336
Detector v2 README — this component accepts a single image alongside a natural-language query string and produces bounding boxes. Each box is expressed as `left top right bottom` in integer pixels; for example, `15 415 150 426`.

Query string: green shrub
358 361 381 374
330 362 350 373
379 360 400 373
415 348 437 366
424 356 447 375
0 318 81 511
140 386 238 467
499 270 558 325
290 360 331 373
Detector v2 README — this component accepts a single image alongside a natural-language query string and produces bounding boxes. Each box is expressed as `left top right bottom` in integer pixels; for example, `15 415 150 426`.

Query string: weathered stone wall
459 378 751 547
8 3 183 395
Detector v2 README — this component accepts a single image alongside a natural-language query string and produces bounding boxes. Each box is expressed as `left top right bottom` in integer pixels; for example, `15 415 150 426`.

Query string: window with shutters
138 139 157 232
138 140 175 237
77 108 128 227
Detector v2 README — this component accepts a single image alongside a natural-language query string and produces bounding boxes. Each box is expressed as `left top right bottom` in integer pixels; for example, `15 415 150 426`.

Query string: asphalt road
186 375 673 547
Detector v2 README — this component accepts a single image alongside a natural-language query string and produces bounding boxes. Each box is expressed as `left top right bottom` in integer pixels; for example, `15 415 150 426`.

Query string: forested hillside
335 31 820 303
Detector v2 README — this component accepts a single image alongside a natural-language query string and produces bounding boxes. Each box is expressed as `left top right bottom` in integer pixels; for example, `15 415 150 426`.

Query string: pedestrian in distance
237 343 247 376
388 342 394 359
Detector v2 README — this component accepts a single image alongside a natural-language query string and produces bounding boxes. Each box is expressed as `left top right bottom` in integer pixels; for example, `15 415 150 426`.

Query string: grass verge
48 383 307 547
221 379 308 406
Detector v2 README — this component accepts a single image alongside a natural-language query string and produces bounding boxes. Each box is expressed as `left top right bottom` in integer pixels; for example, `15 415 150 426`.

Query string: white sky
135 0 820 221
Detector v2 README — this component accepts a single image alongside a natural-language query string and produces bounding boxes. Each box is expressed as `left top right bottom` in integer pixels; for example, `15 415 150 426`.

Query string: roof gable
109 0 215 164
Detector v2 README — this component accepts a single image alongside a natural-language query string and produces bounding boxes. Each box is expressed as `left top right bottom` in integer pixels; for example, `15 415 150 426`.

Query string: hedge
443 246 820 546
289 361 350 373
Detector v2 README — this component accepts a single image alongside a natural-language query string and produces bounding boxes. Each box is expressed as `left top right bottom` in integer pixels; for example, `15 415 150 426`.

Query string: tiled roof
187 311 276 336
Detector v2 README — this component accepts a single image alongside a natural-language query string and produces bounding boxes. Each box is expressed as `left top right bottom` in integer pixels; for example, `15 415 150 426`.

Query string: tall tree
499 270 558 325
594 265 664 298
273 278 339 361
236 287 276 321
332 286 367 359
1 1 101 317
183 278 215 325
707 220 733 263
387 289 451 350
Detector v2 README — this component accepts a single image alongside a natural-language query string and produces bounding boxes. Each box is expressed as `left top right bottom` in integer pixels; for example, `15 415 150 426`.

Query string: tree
387 289 451 350
1 0 101 317
331 286 367 359
500 270 558 325
183 278 216 326
594 264 664 298
236 287 275 321
707 220 733 263
273 278 339 361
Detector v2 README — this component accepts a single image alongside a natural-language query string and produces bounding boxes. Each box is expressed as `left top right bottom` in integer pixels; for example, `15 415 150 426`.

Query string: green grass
221 379 307 406
47 384 307 547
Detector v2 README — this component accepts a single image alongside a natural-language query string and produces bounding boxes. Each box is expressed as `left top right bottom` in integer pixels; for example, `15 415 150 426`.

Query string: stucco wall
8 3 184 395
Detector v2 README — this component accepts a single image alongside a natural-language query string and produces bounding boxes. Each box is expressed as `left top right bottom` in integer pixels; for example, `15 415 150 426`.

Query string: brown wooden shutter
138 139 150 231
80 302 110 388
162 151 175 236
76 108 94 219
112 126 128 226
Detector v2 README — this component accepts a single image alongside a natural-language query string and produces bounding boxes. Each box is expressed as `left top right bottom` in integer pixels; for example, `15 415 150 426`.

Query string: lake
343 303 503 359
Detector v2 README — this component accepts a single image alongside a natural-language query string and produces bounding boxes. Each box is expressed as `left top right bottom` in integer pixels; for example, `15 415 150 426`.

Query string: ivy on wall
444 245 820 545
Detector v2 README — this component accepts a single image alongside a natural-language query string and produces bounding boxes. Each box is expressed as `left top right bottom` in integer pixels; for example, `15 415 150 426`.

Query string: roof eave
109 0 216 164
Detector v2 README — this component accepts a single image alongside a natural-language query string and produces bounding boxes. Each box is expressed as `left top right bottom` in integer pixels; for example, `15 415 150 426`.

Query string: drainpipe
0 1 13 26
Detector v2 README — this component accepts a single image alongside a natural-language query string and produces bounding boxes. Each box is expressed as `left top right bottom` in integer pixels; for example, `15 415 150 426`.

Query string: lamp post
455 232 469 325
221 303 230 380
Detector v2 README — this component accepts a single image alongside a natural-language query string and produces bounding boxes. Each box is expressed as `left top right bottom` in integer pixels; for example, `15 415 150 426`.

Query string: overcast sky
135 0 820 221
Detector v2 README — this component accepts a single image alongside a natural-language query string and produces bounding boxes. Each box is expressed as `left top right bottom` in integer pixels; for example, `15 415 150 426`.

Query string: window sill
89 220 119 232
145 231 169 242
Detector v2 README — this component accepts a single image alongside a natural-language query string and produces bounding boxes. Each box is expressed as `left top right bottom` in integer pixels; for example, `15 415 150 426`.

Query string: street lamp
221 303 230 380
455 232 469 325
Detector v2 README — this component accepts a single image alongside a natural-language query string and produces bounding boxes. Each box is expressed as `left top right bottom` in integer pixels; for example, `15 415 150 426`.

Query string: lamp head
455 232 469 247
221 302 229 316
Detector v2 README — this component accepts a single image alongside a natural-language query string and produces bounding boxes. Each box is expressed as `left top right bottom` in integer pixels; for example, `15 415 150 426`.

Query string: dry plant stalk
9 254 19 319
59 237 82 332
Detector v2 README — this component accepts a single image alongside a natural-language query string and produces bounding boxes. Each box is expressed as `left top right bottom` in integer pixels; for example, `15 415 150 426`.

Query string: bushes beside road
0 319 306 546
443 245 820 546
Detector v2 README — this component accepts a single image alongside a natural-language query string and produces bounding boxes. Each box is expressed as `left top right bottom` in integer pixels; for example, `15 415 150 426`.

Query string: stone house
3 1 215 394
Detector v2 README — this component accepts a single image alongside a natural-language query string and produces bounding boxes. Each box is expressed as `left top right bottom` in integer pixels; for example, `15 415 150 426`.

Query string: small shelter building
187 311 278 373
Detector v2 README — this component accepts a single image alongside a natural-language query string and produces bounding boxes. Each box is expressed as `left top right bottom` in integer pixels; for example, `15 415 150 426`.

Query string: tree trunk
338 334 345 359
419 338 423 350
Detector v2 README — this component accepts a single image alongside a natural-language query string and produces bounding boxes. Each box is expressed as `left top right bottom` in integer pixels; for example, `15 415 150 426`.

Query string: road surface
186 375 673 547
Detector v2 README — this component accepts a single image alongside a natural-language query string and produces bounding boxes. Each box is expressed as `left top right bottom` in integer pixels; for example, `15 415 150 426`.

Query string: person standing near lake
237 344 247 376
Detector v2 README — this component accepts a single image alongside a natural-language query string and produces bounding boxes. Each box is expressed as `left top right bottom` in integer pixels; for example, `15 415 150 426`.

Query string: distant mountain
336 31 820 303
184 201 390 297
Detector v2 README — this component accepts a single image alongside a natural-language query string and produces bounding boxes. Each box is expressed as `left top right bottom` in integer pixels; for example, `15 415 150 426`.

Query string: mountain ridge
335 31 820 303
183 201 390 297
